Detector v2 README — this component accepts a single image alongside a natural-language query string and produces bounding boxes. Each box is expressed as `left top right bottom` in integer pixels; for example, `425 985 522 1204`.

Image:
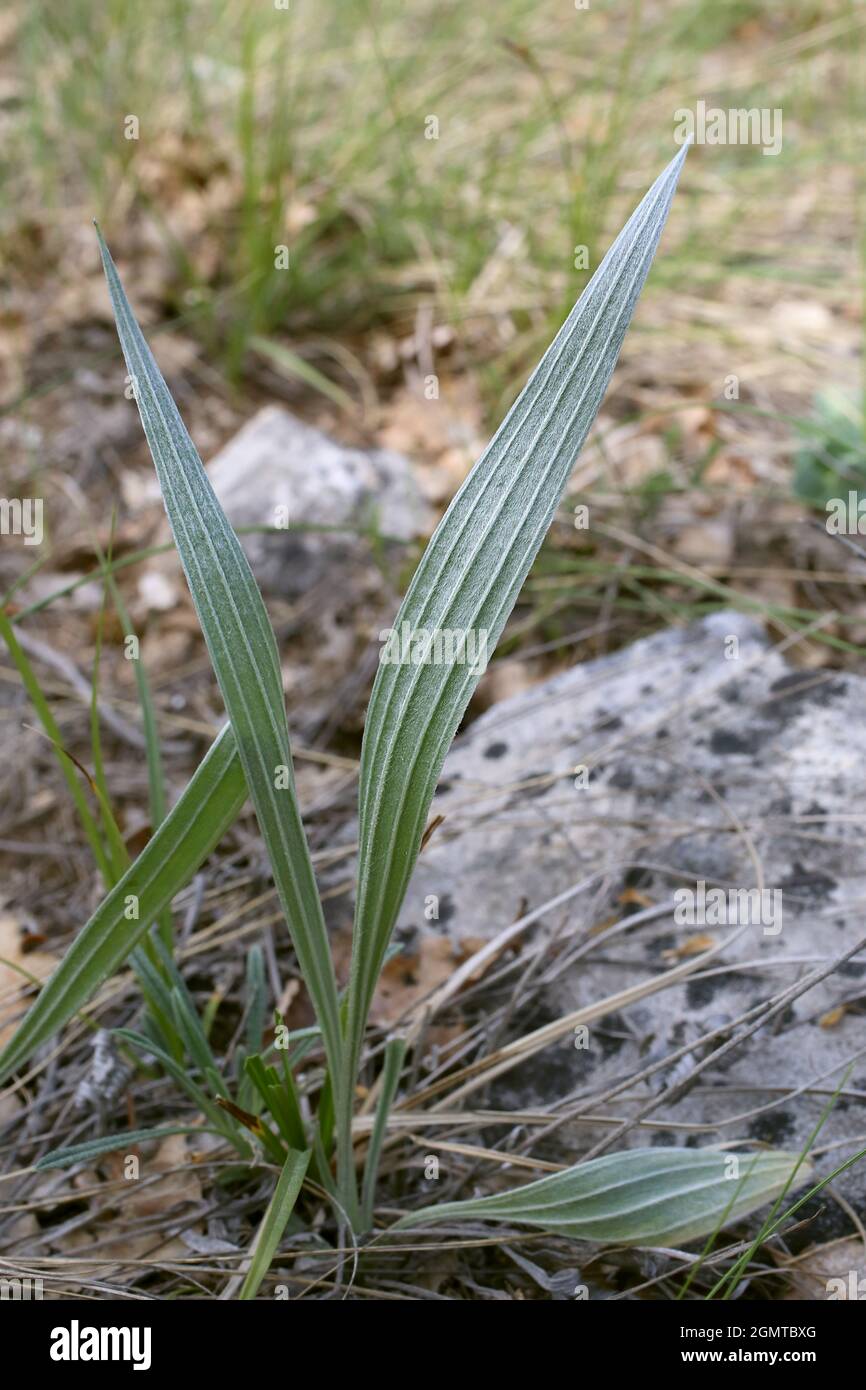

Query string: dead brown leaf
819 1004 847 1029
0 910 58 1048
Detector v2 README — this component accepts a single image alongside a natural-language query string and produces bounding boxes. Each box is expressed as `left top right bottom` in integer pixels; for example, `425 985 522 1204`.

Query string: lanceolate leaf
345 147 689 1119
0 724 246 1085
394 1147 809 1246
37 1125 214 1170
96 231 343 1093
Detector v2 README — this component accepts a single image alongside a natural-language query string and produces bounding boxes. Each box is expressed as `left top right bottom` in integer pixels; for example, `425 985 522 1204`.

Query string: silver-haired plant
0 144 809 1295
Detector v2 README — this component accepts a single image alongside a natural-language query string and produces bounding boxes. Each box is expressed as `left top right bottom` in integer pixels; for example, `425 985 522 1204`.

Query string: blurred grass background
1 0 865 671
4 0 860 397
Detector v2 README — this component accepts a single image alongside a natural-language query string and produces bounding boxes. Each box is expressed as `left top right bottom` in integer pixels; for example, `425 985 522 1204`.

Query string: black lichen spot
608 765 634 790
393 923 419 951
766 671 847 718
594 1011 629 1058
686 971 739 1008
783 1196 855 1254
487 998 592 1103
651 1130 677 1147
522 771 551 800
710 727 765 755
483 741 509 760
778 862 837 901
652 932 677 954
435 771 461 795
437 893 456 926
748 1109 795 1145
598 714 622 732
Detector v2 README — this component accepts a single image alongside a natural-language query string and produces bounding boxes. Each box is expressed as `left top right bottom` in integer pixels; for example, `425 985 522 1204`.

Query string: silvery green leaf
395 1146 809 1246
37 1125 209 1170
96 232 343 1093
345 146 689 1116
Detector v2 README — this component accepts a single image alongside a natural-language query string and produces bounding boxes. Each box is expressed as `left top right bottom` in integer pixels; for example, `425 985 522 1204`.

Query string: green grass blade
245 1054 307 1152
128 946 184 1062
361 1035 405 1227
709 1145 866 1300
89 573 128 882
238 1147 311 1299
0 607 112 884
0 723 246 1084
394 1147 808 1247
343 146 689 1191
115 1027 251 1154
95 229 344 1113
245 944 266 1053
169 986 229 1096
249 335 355 413
103 559 172 947
706 1074 851 1299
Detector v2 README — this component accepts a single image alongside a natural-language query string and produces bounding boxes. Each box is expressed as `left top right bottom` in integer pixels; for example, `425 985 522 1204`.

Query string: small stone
203 405 432 596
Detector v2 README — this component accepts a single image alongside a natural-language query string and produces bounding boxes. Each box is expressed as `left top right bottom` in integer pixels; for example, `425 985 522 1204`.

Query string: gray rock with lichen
391 612 866 1244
